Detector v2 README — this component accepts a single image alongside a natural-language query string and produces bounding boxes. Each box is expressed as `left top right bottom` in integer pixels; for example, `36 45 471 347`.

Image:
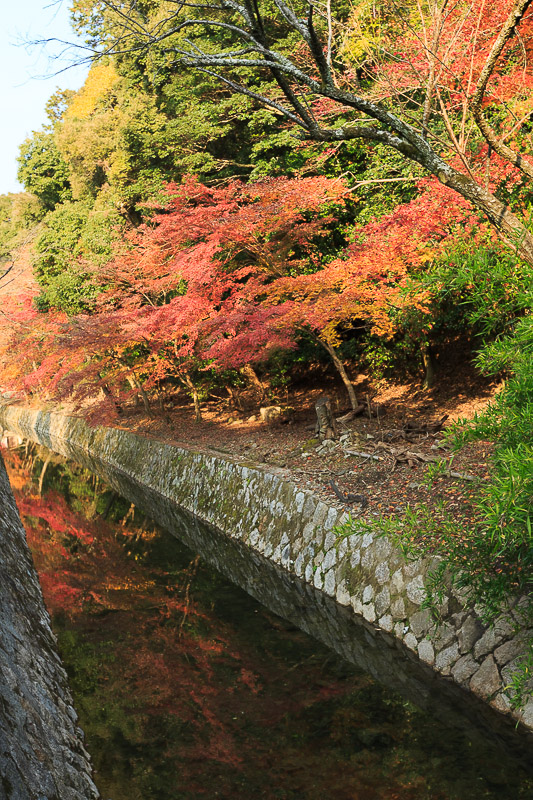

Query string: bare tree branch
46 0 533 264
471 0 533 180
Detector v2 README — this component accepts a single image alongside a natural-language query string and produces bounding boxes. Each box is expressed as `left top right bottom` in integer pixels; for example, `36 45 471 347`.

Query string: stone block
501 656 533 697
362 603 376 623
391 597 406 620
374 562 390 585
511 596 531 623
362 584 374 604
520 701 533 729
394 622 407 638
433 622 456 652
458 615 485 654
322 547 337 571
473 618 514 660
418 640 435 665
406 575 426 605
378 614 394 633
302 521 316 543
301 494 316 519
336 581 351 606
337 537 348 558
435 643 460 674
470 655 501 699
490 692 512 715
294 491 306 513
494 636 528 667
404 632 418 651
324 508 340 531
451 655 478 685
375 586 391 617
391 568 405 592
324 569 336 596
450 611 468 628
374 538 393 560
410 609 432 639
403 559 423 578
361 548 376 570
351 596 363 615
312 501 329 527
293 552 305 578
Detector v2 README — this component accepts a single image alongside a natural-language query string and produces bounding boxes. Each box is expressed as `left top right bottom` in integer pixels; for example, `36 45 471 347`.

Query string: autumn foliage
0 172 477 416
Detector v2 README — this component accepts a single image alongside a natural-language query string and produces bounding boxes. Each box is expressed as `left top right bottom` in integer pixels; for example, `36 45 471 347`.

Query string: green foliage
0 193 45 261
17 130 72 210
33 200 124 312
449 312 533 602
421 238 532 342
34 201 87 280
345 145 424 227
361 237 533 384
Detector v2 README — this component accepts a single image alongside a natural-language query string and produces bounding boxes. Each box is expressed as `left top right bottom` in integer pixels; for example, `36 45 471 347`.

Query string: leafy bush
17 130 72 211
32 200 125 313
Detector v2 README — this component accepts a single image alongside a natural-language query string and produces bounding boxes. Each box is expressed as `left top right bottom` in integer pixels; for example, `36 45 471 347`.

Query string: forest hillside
1 0 533 693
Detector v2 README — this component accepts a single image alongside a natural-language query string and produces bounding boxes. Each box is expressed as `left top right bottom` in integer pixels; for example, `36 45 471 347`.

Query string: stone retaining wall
0 451 99 799
1 403 531 748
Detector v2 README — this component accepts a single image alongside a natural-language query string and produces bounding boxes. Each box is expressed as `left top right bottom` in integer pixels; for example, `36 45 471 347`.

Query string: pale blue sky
0 0 89 194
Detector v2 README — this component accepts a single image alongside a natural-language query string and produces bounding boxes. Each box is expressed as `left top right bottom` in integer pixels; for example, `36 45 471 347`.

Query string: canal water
3 442 533 800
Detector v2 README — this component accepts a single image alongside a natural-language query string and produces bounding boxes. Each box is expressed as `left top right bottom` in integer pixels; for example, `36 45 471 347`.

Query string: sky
0 0 89 195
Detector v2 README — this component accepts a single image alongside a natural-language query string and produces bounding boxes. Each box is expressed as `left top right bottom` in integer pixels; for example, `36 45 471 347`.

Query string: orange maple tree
0 173 472 415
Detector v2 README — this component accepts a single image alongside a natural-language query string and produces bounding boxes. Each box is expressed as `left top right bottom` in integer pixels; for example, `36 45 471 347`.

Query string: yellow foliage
340 0 384 65
66 64 119 120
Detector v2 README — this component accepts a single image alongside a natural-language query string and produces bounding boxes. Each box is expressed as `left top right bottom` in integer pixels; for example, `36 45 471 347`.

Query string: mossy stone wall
1 404 531 748
0 449 99 799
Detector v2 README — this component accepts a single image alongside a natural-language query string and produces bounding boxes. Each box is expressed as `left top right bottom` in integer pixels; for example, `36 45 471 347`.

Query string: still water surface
3 443 533 800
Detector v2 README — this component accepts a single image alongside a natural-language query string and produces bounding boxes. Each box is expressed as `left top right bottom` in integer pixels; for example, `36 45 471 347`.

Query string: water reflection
3 443 533 800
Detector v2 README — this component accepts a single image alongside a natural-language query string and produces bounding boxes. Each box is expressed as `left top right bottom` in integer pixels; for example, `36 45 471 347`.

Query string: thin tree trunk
422 345 436 389
38 455 51 496
321 340 359 410
315 395 338 440
101 383 122 415
183 373 202 422
126 375 152 416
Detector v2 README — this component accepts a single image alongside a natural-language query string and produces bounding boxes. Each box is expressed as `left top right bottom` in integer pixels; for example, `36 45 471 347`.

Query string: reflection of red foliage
38 574 84 614
3 451 465 798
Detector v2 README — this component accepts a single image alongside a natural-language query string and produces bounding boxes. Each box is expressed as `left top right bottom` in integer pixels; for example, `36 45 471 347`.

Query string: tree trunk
183 373 202 422
315 395 338 440
241 364 266 398
321 340 359 410
38 454 51 496
321 94 533 265
126 375 152 416
422 345 436 389
101 383 122 414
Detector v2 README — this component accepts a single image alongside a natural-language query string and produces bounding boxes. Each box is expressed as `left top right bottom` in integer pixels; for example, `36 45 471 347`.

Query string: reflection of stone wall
0 454 99 799
1 404 532 748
